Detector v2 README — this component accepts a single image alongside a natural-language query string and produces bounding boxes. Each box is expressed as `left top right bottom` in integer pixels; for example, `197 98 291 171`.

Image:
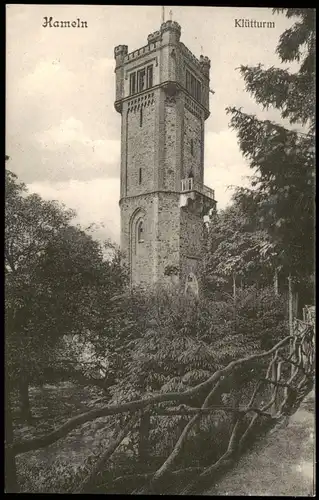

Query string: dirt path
204 390 315 496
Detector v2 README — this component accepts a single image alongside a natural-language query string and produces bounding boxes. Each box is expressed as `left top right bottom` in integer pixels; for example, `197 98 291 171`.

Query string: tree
5 169 128 421
203 198 279 297
225 8 315 307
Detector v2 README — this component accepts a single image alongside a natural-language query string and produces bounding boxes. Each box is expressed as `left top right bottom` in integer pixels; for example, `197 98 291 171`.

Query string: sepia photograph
5 5 315 495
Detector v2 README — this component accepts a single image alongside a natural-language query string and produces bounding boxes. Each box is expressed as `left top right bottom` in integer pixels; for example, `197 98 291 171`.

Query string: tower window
147 65 153 88
190 139 194 156
129 65 153 96
129 73 136 95
139 167 142 184
185 69 202 103
137 69 146 92
137 220 144 243
140 107 143 127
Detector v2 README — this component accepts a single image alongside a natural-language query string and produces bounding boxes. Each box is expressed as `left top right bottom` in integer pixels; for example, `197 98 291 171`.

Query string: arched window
137 220 144 243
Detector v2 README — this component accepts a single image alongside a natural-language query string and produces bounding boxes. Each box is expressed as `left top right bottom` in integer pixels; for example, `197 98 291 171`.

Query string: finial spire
169 9 173 21
161 6 165 24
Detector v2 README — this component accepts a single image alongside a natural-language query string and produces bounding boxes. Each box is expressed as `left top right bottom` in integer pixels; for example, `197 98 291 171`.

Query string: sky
6 5 297 244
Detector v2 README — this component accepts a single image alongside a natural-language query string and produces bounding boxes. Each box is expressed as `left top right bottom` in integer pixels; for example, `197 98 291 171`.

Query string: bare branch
184 416 243 493
75 413 139 493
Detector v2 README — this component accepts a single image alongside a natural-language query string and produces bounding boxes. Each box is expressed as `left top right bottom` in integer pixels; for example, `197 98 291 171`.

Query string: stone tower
114 20 216 293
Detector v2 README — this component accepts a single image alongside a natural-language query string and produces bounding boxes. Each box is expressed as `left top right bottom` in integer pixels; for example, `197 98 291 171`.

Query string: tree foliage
225 8 315 284
5 168 128 417
107 285 288 402
204 197 278 292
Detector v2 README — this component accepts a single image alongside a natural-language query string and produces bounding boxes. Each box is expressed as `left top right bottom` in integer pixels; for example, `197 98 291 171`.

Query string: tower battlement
114 44 128 69
114 44 128 57
147 30 162 44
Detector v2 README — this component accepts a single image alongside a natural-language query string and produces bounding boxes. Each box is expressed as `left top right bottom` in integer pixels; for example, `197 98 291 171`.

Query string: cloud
27 177 121 244
204 129 252 208
91 57 115 73
36 117 87 145
21 61 75 96
35 117 120 172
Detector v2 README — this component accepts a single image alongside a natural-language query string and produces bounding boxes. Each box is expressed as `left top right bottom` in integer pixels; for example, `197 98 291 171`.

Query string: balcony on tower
180 177 216 216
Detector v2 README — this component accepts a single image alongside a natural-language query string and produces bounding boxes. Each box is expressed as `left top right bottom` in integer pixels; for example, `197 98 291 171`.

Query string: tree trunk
288 275 294 334
5 387 19 492
274 268 279 296
233 273 237 335
18 377 32 423
138 411 151 463
293 291 299 319
232 273 236 302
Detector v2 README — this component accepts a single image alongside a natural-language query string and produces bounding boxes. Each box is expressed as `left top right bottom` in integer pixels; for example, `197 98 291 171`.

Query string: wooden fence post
288 274 294 377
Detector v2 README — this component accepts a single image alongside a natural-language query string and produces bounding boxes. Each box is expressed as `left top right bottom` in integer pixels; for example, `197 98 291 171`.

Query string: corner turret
114 44 128 68
160 20 181 44
114 45 128 110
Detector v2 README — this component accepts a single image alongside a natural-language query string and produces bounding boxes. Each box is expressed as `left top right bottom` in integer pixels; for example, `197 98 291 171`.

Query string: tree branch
75 413 139 493
184 416 243 493
8 335 293 457
152 405 272 418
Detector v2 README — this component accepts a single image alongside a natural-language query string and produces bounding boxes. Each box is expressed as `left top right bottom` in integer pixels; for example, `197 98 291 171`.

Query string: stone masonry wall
163 102 177 191
156 192 181 278
182 108 203 183
120 194 157 287
121 192 184 286
126 99 156 197
180 207 203 260
180 205 204 289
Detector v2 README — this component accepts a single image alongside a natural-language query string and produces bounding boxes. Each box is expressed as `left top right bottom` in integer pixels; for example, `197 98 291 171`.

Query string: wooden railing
6 318 315 494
